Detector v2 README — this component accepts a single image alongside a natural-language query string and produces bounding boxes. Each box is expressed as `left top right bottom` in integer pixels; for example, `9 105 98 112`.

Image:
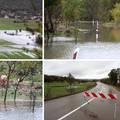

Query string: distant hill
0 0 42 11
44 75 98 83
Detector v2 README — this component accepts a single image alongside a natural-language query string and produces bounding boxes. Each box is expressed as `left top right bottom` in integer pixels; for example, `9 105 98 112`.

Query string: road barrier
83 91 117 100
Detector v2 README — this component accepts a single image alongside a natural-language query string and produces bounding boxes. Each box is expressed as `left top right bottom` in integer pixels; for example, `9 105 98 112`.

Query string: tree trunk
2 87 4 96
32 93 36 113
14 82 19 101
4 71 10 103
4 79 9 103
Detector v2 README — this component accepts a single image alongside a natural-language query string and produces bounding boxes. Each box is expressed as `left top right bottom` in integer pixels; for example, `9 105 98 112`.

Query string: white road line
114 103 117 120
58 88 103 120
57 98 95 120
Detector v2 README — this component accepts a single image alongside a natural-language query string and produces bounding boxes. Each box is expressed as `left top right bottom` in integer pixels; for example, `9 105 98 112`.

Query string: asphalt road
45 82 120 120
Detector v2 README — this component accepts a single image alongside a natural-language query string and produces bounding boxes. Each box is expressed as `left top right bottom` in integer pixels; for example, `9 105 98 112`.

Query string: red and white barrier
83 91 117 100
73 48 79 59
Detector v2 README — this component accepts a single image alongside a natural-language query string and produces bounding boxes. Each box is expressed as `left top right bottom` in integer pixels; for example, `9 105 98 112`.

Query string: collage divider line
42 0 45 120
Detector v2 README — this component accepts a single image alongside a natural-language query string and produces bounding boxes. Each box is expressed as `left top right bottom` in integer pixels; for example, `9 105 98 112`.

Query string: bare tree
4 61 16 103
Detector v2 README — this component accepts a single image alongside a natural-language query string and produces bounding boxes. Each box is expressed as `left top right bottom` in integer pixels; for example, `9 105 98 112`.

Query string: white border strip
42 0 44 120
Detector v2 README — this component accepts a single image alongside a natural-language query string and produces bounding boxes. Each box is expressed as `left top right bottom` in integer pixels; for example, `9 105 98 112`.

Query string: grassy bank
0 45 42 59
103 22 120 28
101 78 120 91
0 51 37 59
0 18 41 32
0 50 42 59
0 39 16 45
45 81 96 100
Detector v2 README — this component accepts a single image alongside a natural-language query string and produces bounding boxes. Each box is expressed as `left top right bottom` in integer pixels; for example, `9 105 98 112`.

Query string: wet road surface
45 82 120 120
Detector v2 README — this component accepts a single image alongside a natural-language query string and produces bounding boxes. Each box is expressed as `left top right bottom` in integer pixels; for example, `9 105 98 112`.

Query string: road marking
114 103 117 120
57 98 95 120
58 88 103 120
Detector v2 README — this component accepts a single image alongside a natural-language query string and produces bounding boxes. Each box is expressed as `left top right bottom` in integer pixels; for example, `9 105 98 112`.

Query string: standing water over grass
0 101 42 120
45 22 120 59
0 30 41 59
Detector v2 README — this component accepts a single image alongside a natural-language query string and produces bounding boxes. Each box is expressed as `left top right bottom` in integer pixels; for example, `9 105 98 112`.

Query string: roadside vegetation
45 74 96 100
0 51 37 59
101 68 120 91
0 18 41 31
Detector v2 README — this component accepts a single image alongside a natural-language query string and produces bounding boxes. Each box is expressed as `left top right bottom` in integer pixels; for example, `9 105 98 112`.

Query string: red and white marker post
73 48 79 59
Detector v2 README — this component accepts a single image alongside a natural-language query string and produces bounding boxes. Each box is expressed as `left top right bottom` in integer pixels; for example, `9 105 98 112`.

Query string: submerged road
45 82 120 120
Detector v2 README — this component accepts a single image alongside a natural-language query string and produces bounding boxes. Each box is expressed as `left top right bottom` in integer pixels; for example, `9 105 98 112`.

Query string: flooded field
0 30 41 59
45 42 120 59
0 101 42 120
45 21 120 59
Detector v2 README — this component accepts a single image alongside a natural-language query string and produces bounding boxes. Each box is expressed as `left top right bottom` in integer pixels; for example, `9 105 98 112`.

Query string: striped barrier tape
83 91 117 100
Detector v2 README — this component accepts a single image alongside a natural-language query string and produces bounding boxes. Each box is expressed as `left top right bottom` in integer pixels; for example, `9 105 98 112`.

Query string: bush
35 35 42 45
26 27 35 35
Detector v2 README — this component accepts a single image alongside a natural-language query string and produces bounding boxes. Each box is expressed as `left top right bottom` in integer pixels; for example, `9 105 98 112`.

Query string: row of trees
108 68 120 85
44 73 93 88
45 73 77 83
0 61 42 104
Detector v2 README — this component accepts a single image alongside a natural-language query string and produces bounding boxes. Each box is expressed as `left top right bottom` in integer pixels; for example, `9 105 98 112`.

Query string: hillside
44 75 97 83
0 0 42 11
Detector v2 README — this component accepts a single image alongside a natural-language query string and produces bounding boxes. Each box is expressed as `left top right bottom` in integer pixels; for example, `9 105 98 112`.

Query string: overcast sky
44 61 120 79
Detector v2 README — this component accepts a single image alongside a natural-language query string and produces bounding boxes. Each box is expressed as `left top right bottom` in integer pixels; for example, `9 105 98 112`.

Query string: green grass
0 39 16 45
0 51 36 59
0 85 41 100
103 22 120 28
101 79 120 91
0 49 42 59
0 18 40 30
32 49 42 59
45 81 96 100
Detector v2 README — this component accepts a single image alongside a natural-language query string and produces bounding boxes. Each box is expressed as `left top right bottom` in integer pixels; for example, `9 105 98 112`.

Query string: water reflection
45 22 120 59
0 101 42 120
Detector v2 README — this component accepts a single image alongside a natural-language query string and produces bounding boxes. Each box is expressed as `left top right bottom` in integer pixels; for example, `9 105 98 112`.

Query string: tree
36 34 42 45
98 0 112 21
13 61 42 101
3 62 16 103
108 69 118 85
80 0 99 21
62 0 81 24
68 73 74 84
67 73 75 93
45 0 62 41
111 3 120 23
14 62 30 101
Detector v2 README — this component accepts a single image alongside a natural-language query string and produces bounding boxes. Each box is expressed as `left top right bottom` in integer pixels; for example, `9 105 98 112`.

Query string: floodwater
45 21 120 59
0 101 42 120
0 30 40 51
